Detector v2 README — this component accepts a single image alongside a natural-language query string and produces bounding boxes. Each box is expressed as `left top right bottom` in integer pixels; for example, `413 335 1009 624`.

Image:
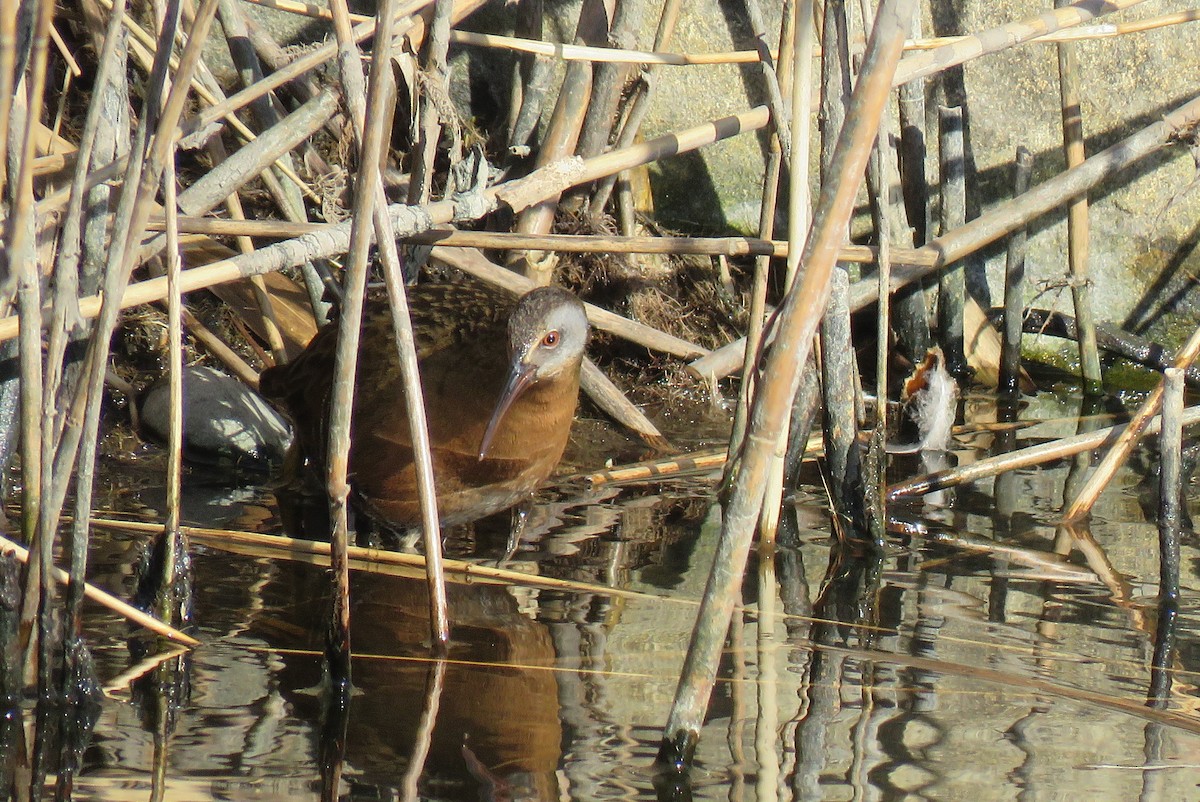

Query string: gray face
477 287 589 460
507 287 589 380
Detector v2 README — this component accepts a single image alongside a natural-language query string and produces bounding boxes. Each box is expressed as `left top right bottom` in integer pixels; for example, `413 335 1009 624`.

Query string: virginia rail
259 281 589 528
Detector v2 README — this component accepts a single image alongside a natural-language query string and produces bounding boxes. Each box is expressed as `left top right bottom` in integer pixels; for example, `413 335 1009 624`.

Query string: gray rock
140 366 292 471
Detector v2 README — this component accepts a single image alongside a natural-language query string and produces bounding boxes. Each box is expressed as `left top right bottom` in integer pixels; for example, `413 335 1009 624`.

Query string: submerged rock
140 366 291 471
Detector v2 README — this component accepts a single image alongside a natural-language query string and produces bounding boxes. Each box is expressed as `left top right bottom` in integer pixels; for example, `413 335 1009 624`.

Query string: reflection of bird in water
259 281 590 530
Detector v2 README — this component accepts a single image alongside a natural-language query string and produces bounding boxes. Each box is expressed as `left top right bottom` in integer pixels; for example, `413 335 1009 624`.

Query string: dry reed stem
161 153 185 624
1063 323 1200 521
892 0 1151 86
243 0 1200 55
323 0 411 674
59 0 131 648
588 0 684 215
0 534 199 647
0 2 18 200
7 106 776 344
692 91 1200 382
407 0 454 205
1055 0 1101 394
96 516 665 601
9 3 55 444
11 0 59 688
889 403 1200 500
329 0 451 650
752 0 807 539
152 215 945 267
661 0 914 765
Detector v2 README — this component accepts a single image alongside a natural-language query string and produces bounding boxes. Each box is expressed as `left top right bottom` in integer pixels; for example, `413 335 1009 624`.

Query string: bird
259 280 590 529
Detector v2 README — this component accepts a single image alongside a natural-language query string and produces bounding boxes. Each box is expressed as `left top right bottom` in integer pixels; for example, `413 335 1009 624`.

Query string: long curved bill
478 361 536 460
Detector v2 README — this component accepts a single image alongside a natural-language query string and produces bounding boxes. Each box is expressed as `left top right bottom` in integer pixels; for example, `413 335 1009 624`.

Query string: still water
34 392 1200 799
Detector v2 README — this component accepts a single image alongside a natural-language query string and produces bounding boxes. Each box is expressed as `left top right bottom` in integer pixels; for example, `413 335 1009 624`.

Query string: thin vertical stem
817 0 860 532
160 153 186 625
0 0 18 200
11 0 58 689
747 0 801 538
1055 0 1102 394
658 0 913 768
937 105 967 377
588 0 683 216
1157 368 1183 605
999 146 1032 396
407 0 454 205
329 0 450 653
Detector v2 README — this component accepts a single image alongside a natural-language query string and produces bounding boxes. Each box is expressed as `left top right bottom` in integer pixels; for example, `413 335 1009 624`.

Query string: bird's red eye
542 331 560 347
